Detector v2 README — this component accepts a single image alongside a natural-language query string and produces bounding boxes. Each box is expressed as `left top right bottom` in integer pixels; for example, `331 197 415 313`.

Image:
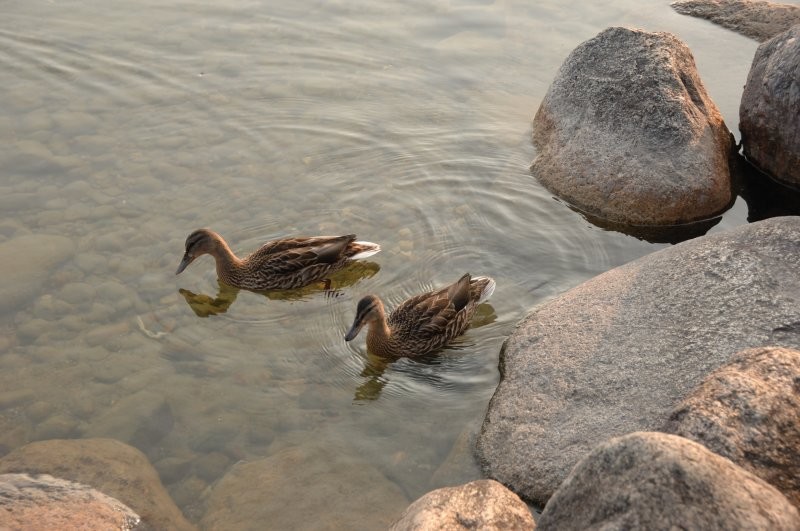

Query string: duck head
176 228 220 275
345 295 385 341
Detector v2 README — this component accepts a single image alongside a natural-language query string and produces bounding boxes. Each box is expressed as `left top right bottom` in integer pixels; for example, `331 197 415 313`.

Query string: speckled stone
390 480 534 531
0 439 194 531
478 217 800 505
0 473 142 531
671 0 800 42
531 27 734 225
537 432 800 530
664 346 800 508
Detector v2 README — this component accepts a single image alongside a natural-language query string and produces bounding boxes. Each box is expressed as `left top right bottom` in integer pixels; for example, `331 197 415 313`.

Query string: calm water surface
0 0 767 526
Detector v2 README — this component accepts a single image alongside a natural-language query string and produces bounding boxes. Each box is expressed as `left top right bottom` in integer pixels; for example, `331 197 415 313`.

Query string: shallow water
0 0 787 526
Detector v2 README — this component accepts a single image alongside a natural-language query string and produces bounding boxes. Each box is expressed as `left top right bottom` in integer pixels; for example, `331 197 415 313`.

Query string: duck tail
348 240 381 260
471 276 496 304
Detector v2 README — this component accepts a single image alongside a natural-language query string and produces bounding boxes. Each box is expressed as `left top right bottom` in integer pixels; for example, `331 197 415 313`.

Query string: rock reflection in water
734 154 800 222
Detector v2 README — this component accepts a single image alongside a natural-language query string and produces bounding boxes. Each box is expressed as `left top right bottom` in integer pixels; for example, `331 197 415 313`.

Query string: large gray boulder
671 0 800 42
740 24 800 188
389 480 534 531
664 346 800 508
531 27 734 226
477 216 800 505
0 473 143 531
537 432 800 530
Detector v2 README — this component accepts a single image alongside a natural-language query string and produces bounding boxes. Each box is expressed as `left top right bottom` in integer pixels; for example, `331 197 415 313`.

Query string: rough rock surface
740 24 800 187
531 27 734 226
477 216 800 505
200 443 410 531
664 346 800 508
0 234 74 314
0 473 142 531
537 432 800 530
672 0 800 42
0 438 194 531
389 480 534 531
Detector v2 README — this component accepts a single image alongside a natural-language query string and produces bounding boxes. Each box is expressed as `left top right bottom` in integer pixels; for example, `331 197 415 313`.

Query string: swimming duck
344 273 496 358
176 228 381 291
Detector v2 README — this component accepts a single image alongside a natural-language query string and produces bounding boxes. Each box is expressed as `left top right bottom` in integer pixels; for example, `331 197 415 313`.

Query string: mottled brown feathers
345 273 496 358
176 229 380 291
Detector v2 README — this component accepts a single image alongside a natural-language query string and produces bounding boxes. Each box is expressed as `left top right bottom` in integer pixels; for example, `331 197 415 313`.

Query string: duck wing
246 235 356 274
256 235 356 256
389 274 472 340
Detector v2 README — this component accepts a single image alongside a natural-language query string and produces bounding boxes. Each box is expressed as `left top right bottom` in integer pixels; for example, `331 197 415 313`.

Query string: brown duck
344 273 496 358
176 228 380 290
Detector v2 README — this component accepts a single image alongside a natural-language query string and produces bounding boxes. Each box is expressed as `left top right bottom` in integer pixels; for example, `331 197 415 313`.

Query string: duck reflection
179 261 381 317
352 302 497 402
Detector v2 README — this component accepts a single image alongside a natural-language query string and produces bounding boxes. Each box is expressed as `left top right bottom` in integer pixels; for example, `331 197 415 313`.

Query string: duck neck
366 314 393 356
211 239 244 285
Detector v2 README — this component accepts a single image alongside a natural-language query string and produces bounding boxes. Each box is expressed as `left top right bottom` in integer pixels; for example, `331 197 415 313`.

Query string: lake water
0 0 788 527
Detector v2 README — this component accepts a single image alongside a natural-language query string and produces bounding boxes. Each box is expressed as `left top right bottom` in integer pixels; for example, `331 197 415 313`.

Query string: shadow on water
178 261 381 317
569 205 724 244
536 151 800 245
733 154 800 222
352 303 497 402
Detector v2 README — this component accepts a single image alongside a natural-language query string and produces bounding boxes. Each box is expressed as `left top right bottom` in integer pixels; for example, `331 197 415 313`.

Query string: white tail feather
472 276 496 304
350 241 381 260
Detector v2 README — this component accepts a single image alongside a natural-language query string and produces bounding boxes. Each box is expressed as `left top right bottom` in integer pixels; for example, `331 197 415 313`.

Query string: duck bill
344 318 366 342
175 253 195 275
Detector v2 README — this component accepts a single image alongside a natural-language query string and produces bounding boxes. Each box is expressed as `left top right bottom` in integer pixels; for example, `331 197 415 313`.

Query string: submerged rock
476 217 800 505
200 442 409 531
390 479 534 531
531 27 734 226
664 346 800 508
0 473 142 531
0 438 194 531
671 0 800 42
537 432 800 530
740 24 800 188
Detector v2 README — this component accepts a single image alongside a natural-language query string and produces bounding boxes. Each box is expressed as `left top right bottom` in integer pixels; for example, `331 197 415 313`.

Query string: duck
176 228 381 291
344 273 496 358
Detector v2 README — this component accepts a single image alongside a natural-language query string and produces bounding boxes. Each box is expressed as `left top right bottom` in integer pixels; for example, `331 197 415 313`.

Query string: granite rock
672 0 800 42
664 345 800 508
740 24 800 187
0 438 194 531
0 473 143 531
537 432 800 530
531 27 734 226
390 479 535 531
477 216 800 505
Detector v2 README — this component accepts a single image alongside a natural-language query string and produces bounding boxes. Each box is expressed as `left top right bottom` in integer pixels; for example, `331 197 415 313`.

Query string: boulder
0 234 74 314
740 24 800 187
0 438 194 531
671 0 800 42
664 346 800 508
537 432 800 530
200 443 409 531
476 216 800 505
531 27 734 226
0 473 142 531
390 480 535 531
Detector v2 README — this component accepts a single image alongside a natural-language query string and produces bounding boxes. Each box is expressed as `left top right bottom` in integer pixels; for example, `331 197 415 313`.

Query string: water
0 0 785 527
